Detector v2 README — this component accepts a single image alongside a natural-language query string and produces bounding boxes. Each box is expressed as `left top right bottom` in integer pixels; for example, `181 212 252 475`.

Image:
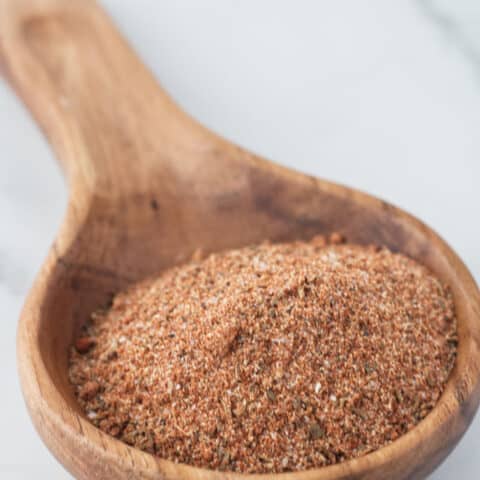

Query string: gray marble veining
418 0 480 79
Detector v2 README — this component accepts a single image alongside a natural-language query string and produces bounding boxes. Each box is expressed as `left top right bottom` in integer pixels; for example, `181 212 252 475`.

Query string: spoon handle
0 0 211 196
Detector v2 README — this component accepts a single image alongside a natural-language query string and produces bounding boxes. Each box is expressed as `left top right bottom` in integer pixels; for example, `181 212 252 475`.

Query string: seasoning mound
69 237 457 473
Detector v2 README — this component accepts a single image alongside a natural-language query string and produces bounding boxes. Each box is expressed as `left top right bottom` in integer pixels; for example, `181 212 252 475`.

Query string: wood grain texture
1 0 480 479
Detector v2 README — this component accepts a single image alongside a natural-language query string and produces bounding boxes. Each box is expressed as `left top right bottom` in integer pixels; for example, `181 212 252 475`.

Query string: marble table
1 1 478 478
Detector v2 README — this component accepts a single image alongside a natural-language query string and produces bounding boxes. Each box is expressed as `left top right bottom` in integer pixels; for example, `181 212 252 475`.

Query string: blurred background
1 0 479 478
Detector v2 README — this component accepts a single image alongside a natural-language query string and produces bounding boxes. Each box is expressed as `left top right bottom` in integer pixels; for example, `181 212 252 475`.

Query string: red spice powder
69 236 457 473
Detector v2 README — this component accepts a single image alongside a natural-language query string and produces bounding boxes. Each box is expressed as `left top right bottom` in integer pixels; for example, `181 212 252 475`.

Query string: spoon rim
17 178 480 480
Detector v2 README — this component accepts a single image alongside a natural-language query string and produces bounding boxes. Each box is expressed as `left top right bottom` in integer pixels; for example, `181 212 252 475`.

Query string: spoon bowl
2 1 480 479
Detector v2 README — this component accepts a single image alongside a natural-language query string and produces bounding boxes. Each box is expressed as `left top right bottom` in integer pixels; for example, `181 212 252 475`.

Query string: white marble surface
1 1 479 478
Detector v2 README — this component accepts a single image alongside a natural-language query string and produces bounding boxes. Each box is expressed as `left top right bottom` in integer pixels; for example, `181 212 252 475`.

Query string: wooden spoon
1 0 479 479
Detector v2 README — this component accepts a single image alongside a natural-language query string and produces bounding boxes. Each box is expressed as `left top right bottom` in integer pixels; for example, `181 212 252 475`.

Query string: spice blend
69 235 457 473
